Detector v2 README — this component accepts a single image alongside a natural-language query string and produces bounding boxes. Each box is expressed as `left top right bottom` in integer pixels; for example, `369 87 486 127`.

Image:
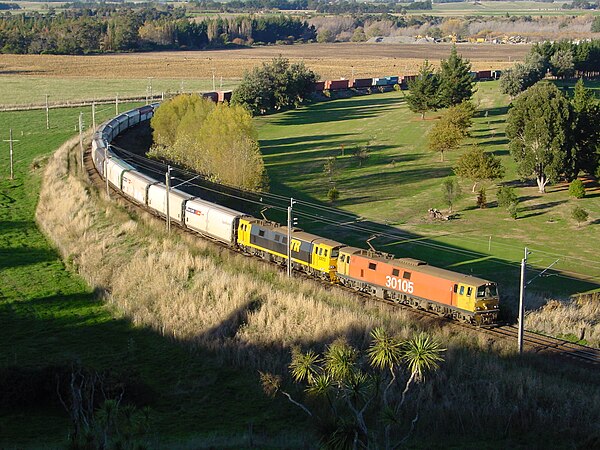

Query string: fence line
0 94 167 112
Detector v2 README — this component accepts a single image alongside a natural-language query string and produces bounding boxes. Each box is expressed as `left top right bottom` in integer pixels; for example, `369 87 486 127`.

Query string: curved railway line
82 138 600 367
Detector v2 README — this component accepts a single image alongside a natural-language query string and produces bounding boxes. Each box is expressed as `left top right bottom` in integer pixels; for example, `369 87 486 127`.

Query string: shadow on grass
273 96 402 126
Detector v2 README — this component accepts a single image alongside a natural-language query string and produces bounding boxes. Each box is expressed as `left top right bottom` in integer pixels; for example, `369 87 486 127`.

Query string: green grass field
255 82 600 308
421 1 600 17
0 105 302 447
0 77 239 107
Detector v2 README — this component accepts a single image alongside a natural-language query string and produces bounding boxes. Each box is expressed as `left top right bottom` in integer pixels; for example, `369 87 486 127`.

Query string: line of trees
0 6 315 54
190 0 432 13
150 94 267 190
501 40 600 97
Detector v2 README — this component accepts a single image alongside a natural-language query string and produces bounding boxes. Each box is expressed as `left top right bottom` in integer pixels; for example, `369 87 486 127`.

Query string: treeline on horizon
0 5 316 54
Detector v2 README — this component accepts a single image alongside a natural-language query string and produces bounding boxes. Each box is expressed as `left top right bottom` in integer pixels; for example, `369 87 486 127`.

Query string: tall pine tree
570 78 600 178
438 45 475 107
406 60 440 119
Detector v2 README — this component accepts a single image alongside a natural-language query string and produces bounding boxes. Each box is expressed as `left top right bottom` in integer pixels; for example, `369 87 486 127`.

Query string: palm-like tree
400 332 445 406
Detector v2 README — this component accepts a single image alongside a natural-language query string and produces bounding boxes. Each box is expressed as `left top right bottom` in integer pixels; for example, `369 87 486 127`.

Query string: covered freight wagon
121 170 157 205
184 198 245 245
147 185 193 224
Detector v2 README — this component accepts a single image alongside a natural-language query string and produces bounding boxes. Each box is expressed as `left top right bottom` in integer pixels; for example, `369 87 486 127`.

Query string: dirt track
0 42 529 80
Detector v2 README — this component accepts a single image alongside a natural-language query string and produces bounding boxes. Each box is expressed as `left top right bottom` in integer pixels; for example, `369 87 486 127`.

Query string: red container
325 79 350 90
477 70 492 80
351 78 373 88
314 81 326 91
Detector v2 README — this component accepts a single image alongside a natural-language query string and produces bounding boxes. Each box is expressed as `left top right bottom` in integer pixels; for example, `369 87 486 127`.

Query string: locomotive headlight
330 265 336 269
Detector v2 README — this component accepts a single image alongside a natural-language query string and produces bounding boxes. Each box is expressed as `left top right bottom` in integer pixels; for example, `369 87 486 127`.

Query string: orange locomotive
337 248 499 325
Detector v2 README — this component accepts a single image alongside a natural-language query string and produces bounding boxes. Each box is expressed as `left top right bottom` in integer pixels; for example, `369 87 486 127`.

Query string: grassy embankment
16 112 600 449
0 105 309 448
255 81 600 341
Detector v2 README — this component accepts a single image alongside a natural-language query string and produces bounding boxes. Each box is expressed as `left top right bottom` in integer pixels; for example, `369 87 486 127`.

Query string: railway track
82 143 600 367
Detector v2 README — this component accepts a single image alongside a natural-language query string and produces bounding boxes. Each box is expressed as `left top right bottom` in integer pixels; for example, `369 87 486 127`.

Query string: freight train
91 104 500 325
200 69 501 103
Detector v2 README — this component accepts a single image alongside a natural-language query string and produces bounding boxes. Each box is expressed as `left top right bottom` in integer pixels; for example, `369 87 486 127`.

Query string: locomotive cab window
368 262 377 270
403 271 411 280
392 268 399 277
453 284 458 293
467 287 473 297
282 237 287 245
459 286 465 295
477 286 486 298
331 249 339 258
274 235 280 242
324 250 328 257
318 248 323 256
258 230 265 237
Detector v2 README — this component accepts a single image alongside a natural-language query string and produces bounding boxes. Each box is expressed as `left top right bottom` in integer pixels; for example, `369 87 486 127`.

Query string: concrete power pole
518 247 529 354
165 165 171 233
287 198 297 278
45 94 50 130
78 112 84 169
92 102 96 130
4 129 19 180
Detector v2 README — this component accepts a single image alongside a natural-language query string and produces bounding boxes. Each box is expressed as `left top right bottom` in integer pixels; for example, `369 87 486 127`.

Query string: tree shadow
273 96 402 126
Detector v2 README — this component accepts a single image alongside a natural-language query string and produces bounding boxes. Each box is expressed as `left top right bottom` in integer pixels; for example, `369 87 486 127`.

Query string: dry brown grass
526 293 600 347
34 138 600 443
0 43 527 80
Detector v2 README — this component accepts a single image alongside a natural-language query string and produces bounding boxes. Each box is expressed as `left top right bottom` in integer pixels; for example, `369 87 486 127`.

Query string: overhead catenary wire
105 145 600 283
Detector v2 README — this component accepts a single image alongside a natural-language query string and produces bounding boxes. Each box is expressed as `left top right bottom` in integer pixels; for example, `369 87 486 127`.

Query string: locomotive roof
348 249 494 286
247 220 344 247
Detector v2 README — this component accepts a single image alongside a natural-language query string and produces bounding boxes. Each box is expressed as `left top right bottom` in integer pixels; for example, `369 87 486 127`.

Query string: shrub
568 179 586 199
571 206 589 227
508 200 519 219
477 187 487 209
327 187 340 203
497 185 518 208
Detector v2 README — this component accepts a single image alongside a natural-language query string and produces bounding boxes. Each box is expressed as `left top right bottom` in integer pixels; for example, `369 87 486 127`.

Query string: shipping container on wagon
121 170 157 205
138 105 154 122
476 70 492 80
400 75 417 89
325 79 350 90
218 91 233 103
384 76 399 85
202 92 219 103
106 157 136 190
351 78 374 89
147 184 193 224
314 81 326 91
184 198 244 245
115 114 130 135
124 109 141 128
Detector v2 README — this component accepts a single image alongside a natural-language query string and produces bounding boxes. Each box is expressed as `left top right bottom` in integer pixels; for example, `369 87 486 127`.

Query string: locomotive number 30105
385 276 414 294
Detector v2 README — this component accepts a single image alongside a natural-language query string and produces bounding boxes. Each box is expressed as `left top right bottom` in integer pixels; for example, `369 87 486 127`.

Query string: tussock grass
36 140 600 446
527 293 600 347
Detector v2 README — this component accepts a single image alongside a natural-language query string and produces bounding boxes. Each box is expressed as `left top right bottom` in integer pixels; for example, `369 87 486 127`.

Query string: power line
104 146 600 284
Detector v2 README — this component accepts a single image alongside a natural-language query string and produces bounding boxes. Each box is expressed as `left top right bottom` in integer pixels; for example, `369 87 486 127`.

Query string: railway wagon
351 78 374 89
218 91 233 103
91 135 108 178
337 249 499 324
237 218 344 280
326 79 350 91
202 92 219 102
314 81 326 92
121 170 157 205
476 70 493 80
147 184 193 224
184 197 245 245
106 157 136 190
